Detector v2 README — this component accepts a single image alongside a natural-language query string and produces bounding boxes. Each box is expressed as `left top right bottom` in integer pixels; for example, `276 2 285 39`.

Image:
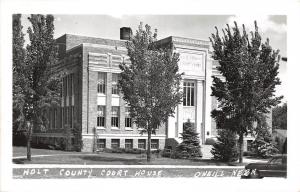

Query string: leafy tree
119 23 182 162
176 120 202 158
272 102 287 130
13 14 26 144
210 21 282 163
211 129 238 162
12 14 61 160
251 115 278 158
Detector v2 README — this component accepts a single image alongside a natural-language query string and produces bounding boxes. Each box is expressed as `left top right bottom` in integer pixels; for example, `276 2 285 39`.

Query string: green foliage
13 14 27 136
211 129 238 162
119 22 183 161
272 103 287 130
175 121 202 158
12 14 62 155
251 115 279 158
23 14 61 130
210 21 282 162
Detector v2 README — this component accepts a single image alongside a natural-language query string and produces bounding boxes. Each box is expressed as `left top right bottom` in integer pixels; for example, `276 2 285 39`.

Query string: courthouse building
31 27 259 153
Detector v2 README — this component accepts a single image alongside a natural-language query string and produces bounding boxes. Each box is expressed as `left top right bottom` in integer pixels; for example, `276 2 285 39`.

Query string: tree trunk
26 122 32 161
147 130 151 162
238 132 244 163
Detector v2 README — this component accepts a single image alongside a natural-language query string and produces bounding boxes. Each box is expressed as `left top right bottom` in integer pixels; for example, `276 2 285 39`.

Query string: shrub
175 120 202 159
251 140 279 158
251 115 279 158
211 129 238 162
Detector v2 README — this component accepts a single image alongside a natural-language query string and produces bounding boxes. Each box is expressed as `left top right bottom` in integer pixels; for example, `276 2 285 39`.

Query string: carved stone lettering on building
178 52 204 76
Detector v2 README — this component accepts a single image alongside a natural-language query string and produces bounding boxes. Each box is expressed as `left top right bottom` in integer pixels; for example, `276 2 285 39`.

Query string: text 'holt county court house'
31 27 271 154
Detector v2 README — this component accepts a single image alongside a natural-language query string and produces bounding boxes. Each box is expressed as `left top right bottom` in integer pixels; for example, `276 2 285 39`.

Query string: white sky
20 14 287 102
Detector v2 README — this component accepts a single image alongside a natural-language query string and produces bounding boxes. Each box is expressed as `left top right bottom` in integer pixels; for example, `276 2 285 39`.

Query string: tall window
125 139 133 149
97 72 106 94
64 107 68 127
53 108 57 129
70 106 74 128
71 74 74 96
111 139 120 149
111 74 119 95
111 107 119 128
183 81 195 106
61 107 64 129
125 107 132 128
97 105 105 127
138 139 146 149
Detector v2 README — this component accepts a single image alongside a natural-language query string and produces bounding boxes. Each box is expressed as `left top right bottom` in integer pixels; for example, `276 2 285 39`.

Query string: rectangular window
64 76 68 97
53 108 57 129
61 107 64 129
68 75 71 97
151 139 159 149
97 72 106 94
64 107 68 127
138 139 146 149
97 105 105 127
111 139 120 149
111 73 119 95
97 139 106 149
71 74 74 96
125 107 132 128
125 139 133 149
111 107 119 128
183 81 195 106
69 75 73 105
70 106 74 129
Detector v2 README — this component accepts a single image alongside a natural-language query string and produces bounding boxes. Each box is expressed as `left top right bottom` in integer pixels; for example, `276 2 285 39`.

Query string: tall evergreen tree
210 21 282 163
176 121 202 158
211 129 238 162
12 14 61 160
251 114 278 158
119 23 182 162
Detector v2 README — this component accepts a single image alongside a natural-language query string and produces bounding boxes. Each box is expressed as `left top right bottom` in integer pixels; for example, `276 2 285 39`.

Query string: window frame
138 139 146 149
97 139 106 149
111 139 120 149
125 139 133 149
97 105 106 128
183 81 195 106
97 72 106 95
111 73 119 95
125 107 132 128
151 139 159 149
111 106 119 128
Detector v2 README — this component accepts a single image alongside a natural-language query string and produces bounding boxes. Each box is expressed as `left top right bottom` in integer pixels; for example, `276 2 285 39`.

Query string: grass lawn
12 146 256 166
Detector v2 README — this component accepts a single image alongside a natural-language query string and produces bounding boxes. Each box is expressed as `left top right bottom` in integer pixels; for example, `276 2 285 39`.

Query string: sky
20 14 287 102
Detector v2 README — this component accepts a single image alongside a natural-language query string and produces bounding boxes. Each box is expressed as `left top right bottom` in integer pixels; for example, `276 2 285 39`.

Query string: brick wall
88 71 98 133
66 34 126 52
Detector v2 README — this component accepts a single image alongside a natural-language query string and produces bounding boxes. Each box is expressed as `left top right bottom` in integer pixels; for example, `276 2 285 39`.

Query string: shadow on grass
13 158 28 164
190 158 245 166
